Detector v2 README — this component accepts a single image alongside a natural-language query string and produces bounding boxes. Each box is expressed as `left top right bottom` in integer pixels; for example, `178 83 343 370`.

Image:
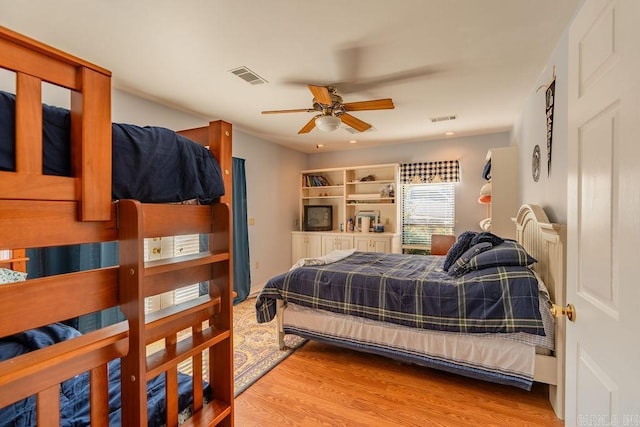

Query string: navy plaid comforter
256 252 545 336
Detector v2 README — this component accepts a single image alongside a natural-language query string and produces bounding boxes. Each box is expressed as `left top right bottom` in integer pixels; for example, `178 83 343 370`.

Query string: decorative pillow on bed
446 242 493 274
448 240 537 277
442 231 478 271
0 268 27 284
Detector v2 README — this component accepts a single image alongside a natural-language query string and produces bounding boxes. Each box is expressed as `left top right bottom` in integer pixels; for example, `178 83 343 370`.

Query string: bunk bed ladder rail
117 200 233 426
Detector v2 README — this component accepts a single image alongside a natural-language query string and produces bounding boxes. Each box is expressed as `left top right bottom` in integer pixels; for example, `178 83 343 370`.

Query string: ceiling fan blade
298 116 319 134
343 98 395 111
308 85 332 105
262 108 314 114
339 113 371 132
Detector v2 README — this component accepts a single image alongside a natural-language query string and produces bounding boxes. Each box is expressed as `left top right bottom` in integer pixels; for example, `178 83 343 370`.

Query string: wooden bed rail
0 322 128 424
0 267 120 337
0 26 112 221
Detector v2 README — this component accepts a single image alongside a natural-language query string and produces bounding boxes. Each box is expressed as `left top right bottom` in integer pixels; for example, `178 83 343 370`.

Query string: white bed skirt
280 302 539 390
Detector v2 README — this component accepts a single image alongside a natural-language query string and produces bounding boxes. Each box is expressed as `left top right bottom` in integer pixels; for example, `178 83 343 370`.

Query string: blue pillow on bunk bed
448 240 537 278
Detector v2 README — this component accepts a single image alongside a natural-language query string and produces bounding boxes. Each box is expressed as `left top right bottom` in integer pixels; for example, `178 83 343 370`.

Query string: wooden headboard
513 203 566 420
0 25 112 221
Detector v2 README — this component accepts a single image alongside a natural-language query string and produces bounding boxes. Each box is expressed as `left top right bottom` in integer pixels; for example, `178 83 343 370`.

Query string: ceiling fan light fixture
315 115 341 132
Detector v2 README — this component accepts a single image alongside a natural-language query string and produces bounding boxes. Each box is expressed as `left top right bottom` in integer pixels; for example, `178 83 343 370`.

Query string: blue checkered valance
400 160 460 184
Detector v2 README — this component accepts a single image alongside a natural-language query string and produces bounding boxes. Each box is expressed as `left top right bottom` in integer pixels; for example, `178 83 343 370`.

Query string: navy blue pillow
442 231 477 271
448 240 537 278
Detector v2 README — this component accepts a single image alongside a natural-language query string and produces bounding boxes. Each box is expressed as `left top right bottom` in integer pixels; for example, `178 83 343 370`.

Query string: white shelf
302 196 344 200
297 163 400 251
346 179 395 185
302 184 344 189
346 193 381 200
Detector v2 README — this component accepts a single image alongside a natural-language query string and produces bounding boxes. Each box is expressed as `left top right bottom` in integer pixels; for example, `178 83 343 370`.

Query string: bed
0 26 234 426
256 204 566 420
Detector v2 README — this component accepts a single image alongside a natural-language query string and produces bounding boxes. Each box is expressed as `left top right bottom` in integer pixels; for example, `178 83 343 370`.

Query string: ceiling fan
261 84 395 134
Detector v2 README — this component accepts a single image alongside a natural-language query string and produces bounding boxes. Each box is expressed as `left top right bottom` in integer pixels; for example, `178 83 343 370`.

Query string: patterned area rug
234 296 306 396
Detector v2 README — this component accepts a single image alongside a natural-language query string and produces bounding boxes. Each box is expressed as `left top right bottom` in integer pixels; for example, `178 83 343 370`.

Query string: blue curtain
233 157 251 304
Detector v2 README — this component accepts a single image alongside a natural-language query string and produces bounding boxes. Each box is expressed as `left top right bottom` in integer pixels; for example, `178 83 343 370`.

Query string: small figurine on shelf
347 217 354 232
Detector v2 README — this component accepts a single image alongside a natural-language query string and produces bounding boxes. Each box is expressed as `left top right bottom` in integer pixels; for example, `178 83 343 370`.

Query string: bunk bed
257 204 567 419
0 26 234 426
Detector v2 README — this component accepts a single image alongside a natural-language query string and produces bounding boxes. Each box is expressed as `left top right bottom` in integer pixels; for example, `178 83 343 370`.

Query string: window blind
144 234 201 313
401 182 456 248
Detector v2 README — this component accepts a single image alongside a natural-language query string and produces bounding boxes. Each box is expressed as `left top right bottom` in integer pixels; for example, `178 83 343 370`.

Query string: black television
303 205 333 231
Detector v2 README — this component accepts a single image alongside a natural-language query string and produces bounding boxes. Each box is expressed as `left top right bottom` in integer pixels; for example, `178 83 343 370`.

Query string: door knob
550 303 576 322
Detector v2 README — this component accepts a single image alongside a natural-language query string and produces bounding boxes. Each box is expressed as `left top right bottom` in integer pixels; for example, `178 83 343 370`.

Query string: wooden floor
235 341 564 427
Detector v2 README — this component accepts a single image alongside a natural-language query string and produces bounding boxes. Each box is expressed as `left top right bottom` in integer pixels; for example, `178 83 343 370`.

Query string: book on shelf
304 174 331 187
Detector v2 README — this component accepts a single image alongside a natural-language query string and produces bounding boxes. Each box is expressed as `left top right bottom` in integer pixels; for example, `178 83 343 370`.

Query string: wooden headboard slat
15 73 43 174
141 203 214 238
0 25 111 81
0 322 128 408
0 37 79 90
73 68 112 221
0 201 117 248
0 267 120 337
0 173 78 201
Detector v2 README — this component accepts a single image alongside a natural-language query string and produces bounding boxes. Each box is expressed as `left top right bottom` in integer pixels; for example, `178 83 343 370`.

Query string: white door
567 0 640 425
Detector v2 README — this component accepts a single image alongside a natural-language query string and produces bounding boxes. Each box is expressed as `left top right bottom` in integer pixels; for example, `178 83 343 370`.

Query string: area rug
234 296 306 396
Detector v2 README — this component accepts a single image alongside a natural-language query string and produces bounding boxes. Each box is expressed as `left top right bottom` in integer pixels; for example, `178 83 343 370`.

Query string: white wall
233 130 307 294
511 30 569 224
112 90 206 130
307 133 510 236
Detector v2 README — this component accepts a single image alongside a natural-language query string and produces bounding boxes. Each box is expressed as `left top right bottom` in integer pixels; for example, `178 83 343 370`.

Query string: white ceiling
1 0 579 154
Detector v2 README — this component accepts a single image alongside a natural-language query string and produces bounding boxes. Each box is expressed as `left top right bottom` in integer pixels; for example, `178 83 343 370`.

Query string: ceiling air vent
430 115 457 123
229 66 268 85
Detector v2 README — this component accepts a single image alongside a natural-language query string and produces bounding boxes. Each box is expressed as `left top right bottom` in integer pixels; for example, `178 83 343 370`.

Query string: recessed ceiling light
316 144 324 149
349 140 357 144
445 131 455 136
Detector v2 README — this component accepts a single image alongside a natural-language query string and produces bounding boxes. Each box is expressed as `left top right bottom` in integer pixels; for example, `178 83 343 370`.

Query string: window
143 234 209 379
402 182 455 249
144 235 201 313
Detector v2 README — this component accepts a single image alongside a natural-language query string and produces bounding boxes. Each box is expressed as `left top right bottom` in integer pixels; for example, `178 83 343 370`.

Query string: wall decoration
532 145 541 182
545 79 555 175
537 66 556 177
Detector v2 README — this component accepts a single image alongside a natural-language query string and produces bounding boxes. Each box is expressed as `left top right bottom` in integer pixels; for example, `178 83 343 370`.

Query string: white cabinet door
321 235 339 254
353 235 390 253
322 234 354 255
370 237 389 253
291 233 322 264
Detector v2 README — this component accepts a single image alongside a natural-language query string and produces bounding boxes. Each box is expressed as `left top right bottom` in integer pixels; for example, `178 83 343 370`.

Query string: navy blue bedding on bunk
0 91 225 204
0 323 209 427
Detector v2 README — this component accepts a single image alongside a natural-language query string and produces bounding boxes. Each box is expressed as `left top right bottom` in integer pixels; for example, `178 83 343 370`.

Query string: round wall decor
532 145 541 182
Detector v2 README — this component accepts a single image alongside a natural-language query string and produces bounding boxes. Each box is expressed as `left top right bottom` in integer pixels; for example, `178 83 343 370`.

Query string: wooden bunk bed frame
0 26 234 426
